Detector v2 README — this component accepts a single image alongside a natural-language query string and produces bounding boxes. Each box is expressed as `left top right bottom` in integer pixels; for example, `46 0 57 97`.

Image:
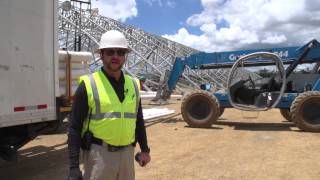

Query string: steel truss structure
58 1 238 93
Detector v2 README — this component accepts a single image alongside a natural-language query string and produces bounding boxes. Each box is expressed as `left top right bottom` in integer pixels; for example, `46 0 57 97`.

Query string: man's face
100 48 127 72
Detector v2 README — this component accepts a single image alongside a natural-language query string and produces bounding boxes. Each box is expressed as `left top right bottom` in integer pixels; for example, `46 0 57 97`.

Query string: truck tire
279 108 292 122
181 90 220 128
290 91 320 132
219 107 225 117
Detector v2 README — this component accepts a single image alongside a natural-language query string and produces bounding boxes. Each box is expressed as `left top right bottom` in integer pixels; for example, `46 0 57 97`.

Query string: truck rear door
0 0 57 128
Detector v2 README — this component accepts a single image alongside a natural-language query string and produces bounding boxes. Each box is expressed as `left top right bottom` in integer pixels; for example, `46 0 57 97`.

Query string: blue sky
92 0 320 52
126 0 203 36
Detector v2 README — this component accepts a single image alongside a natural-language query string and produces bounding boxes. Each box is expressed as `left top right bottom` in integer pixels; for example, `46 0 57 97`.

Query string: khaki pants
83 144 135 180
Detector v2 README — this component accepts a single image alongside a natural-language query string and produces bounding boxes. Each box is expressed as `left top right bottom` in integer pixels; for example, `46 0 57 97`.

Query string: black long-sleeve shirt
68 69 149 169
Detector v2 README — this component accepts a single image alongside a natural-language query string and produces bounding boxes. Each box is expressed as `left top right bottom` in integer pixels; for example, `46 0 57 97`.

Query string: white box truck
0 0 91 161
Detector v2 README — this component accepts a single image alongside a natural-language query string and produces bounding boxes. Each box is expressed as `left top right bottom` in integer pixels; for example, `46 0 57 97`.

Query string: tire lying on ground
279 108 292 122
290 91 320 132
181 90 220 128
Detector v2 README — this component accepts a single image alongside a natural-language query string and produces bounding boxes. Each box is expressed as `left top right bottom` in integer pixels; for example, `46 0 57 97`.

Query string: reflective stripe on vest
88 73 140 120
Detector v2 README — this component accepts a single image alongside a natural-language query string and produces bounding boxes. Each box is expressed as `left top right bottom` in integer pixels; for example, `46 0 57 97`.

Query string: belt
91 137 132 152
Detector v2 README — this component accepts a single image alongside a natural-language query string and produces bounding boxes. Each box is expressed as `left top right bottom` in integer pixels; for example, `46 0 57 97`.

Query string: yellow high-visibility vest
79 71 140 146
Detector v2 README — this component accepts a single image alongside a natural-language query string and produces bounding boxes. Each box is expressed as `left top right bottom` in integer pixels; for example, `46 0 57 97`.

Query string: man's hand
68 167 83 180
138 152 151 167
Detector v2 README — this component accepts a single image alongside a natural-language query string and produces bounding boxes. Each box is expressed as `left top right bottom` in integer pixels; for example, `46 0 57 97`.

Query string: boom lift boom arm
165 39 320 98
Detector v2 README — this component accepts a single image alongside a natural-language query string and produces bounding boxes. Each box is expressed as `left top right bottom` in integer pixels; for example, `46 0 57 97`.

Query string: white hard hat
98 30 131 51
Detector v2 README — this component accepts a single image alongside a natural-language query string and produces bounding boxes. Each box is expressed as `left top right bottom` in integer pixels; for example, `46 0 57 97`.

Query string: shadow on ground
214 120 295 131
0 142 69 180
145 113 183 127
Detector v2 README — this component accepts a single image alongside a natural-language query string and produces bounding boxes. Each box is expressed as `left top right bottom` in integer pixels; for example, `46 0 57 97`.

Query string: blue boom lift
161 39 320 132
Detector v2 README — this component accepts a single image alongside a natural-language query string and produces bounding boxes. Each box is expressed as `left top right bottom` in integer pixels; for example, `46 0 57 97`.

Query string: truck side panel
0 0 57 128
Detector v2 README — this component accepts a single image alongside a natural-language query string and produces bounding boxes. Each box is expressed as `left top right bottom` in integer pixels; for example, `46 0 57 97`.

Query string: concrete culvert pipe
181 90 220 128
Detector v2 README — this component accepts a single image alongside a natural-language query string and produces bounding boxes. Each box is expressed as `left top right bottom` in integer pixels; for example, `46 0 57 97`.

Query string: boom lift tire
181 90 220 128
219 107 225 117
290 91 320 132
279 109 292 122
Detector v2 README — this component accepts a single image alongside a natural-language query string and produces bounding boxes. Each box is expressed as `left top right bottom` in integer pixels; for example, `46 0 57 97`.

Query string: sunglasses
104 49 127 56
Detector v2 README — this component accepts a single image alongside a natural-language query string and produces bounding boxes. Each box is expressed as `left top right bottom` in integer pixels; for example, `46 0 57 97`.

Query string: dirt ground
1 98 320 180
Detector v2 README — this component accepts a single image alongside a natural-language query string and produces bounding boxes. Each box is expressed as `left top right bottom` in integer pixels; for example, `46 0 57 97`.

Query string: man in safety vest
68 30 151 180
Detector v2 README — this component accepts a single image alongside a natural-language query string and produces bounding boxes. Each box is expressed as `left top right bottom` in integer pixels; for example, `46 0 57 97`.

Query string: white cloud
143 0 154 6
143 0 176 8
92 0 137 22
262 34 287 44
163 28 215 52
164 0 320 52
166 0 176 8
